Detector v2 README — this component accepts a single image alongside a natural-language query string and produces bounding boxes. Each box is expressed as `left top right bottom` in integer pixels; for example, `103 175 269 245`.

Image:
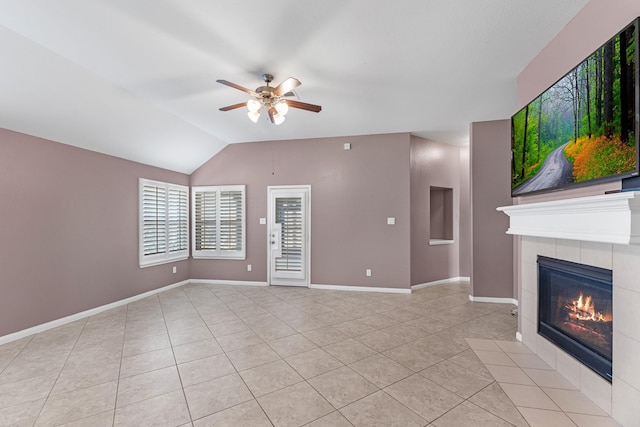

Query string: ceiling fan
217 73 322 125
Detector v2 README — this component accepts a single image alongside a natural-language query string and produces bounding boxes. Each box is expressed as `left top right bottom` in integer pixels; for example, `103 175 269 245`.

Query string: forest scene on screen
512 21 637 196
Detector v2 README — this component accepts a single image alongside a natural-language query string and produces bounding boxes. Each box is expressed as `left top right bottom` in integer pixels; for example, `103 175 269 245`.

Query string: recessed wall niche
429 186 453 245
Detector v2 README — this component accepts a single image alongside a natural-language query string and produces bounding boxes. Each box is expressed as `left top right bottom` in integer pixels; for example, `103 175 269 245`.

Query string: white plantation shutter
193 185 245 259
275 197 303 272
219 190 243 251
168 188 189 253
194 191 217 251
142 184 167 257
139 179 189 267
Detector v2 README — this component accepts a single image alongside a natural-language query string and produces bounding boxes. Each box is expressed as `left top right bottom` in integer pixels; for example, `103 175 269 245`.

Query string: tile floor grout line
159 287 198 426
108 299 132 427
463 382 524 427
32 315 92 426
480 339 601 427
192 283 280 426
383 358 493 425
242 286 369 426
0 335 35 380
6 282 585 426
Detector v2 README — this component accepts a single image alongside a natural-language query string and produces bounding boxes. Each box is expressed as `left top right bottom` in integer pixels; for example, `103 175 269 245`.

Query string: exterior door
268 186 310 287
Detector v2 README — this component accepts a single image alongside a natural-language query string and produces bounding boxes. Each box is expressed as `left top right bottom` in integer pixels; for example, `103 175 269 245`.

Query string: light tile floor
466 338 620 427
0 281 618 426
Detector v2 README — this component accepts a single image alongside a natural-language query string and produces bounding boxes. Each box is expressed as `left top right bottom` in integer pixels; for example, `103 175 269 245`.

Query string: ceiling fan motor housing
255 86 276 97
256 74 276 103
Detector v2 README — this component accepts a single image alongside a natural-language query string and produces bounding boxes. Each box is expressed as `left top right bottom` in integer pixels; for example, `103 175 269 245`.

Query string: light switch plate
344 143 351 150
260 218 266 225
387 217 396 225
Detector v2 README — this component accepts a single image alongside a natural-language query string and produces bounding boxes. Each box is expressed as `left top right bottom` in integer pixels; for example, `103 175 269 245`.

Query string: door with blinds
268 186 310 287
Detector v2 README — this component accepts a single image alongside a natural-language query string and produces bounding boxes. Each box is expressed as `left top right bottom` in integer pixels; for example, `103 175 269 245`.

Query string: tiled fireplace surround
499 191 640 426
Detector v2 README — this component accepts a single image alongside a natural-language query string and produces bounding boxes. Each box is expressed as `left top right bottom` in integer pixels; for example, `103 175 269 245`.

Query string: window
139 179 189 267
192 185 246 259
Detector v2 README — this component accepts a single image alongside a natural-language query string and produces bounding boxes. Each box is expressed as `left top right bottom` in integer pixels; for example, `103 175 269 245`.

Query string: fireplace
498 192 640 424
538 256 613 382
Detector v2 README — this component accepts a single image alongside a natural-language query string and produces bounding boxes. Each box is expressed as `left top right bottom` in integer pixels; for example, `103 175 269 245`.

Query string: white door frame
267 185 311 287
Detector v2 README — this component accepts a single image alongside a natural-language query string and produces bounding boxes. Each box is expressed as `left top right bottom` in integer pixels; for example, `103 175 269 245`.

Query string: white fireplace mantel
497 191 640 245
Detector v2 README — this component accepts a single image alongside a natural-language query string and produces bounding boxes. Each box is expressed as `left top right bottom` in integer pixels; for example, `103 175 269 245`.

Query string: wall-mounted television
511 17 639 197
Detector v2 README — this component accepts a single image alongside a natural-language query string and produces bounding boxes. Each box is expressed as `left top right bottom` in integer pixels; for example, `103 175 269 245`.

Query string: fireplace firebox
537 256 613 382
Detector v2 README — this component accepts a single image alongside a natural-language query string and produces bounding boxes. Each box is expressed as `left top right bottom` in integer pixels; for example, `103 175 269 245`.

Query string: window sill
140 254 188 268
429 239 454 246
192 254 246 260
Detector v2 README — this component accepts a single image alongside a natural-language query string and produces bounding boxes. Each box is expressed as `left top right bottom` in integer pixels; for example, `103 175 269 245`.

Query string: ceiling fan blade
219 102 247 111
286 99 322 113
273 77 301 97
267 107 276 123
216 79 257 96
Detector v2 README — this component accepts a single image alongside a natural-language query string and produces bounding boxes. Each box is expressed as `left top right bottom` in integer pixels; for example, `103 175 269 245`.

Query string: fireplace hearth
538 256 612 382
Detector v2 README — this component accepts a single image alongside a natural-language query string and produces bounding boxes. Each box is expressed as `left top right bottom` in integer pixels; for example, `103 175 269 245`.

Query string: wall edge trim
189 279 269 287
0 279 190 345
411 276 470 290
310 283 411 294
1 278 421 344
468 295 519 306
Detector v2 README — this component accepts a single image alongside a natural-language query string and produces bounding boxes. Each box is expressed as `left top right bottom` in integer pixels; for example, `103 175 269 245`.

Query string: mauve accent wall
470 120 514 299
518 0 640 112
409 136 462 285
458 146 471 277
515 0 640 203
190 133 412 289
0 129 190 337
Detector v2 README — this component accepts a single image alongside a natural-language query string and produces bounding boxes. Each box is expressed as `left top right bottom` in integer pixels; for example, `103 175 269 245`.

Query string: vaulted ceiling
0 0 590 173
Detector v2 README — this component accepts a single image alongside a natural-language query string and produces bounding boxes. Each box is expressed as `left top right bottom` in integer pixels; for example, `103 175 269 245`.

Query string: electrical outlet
172 266 177 274
366 269 372 277
247 264 252 272
387 217 396 225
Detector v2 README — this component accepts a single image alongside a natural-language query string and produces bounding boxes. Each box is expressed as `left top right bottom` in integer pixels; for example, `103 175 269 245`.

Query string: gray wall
470 120 514 299
190 133 413 289
409 136 461 285
0 128 190 337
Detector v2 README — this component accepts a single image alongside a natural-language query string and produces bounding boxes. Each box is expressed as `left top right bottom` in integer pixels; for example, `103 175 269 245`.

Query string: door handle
271 224 282 257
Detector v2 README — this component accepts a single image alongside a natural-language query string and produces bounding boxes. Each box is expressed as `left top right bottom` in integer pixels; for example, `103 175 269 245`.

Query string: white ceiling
0 0 590 174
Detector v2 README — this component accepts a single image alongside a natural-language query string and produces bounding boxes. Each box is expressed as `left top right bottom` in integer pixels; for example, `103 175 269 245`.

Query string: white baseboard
411 276 470 290
1 277 438 345
190 279 268 287
468 295 519 306
310 283 411 294
0 279 190 346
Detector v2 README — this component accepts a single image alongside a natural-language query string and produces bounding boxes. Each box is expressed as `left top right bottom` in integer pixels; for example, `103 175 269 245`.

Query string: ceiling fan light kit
217 73 321 125
247 99 261 112
247 110 260 123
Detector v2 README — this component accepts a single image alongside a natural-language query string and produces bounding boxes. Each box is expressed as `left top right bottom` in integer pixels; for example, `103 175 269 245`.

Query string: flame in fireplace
566 292 612 322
